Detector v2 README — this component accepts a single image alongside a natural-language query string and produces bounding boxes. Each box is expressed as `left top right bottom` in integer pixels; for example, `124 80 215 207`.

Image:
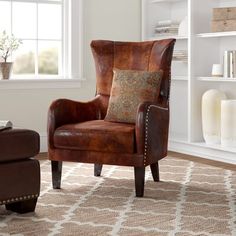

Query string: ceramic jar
202 89 227 144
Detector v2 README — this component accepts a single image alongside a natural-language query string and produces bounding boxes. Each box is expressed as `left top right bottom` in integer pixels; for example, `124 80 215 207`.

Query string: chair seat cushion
54 120 135 154
0 129 40 163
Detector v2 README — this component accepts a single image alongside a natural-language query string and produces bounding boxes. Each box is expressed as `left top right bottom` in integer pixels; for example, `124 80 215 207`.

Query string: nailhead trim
143 105 169 166
0 194 39 205
144 105 151 166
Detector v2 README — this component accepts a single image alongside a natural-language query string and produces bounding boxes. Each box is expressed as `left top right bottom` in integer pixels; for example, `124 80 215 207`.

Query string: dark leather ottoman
0 129 40 213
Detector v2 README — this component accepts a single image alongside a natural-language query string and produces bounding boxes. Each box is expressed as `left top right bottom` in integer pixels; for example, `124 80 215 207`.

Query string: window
0 0 68 79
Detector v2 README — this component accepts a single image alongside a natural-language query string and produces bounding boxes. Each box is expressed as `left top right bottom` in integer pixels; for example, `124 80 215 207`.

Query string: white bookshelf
142 0 236 164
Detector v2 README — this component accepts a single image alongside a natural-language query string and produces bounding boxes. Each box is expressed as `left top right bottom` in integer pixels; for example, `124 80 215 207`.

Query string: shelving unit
142 0 236 164
142 0 189 151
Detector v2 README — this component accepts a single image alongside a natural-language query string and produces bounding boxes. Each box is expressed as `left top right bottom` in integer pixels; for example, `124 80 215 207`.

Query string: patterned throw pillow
105 69 163 124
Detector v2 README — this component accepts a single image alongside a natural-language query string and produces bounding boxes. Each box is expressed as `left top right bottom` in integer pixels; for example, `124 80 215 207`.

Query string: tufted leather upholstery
48 39 176 197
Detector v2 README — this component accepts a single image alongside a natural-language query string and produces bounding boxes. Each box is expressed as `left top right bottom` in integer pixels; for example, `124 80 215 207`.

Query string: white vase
178 16 188 37
221 100 236 147
202 89 227 144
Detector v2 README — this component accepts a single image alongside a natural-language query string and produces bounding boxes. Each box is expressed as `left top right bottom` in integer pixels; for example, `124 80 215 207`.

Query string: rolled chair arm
48 96 102 148
135 102 170 166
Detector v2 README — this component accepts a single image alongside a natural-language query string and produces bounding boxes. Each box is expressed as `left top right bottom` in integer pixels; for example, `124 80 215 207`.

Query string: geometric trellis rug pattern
0 155 235 236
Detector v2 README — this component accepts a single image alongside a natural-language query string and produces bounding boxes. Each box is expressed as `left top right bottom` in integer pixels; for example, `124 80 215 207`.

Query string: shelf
149 35 188 40
172 76 188 81
193 142 236 154
151 0 185 3
196 31 236 38
198 77 236 82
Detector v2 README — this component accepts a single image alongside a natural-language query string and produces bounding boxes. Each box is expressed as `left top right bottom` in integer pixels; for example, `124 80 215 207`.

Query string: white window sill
0 78 85 90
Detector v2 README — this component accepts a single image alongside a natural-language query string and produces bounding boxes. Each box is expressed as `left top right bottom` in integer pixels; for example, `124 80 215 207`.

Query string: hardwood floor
36 153 48 160
168 151 236 171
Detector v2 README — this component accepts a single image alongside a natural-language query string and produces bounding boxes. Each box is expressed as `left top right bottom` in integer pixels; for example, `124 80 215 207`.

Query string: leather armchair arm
136 102 170 165
48 96 102 148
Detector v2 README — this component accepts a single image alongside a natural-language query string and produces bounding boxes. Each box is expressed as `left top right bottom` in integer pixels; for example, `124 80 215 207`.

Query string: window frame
0 0 83 88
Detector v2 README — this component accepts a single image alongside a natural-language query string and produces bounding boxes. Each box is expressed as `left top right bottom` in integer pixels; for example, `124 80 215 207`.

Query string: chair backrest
91 39 175 107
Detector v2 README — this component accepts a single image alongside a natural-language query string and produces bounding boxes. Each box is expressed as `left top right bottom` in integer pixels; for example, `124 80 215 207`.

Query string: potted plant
0 31 22 80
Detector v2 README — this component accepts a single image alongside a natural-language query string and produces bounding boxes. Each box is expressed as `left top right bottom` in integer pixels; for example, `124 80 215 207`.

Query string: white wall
0 0 141 152
83 0 141 82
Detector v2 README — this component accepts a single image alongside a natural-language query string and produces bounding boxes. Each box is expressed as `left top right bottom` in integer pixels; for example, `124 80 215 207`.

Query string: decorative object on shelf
202 89 227 145
178 16 188 36
154 20 179 37
224 50 236 78
221 100 236 147
212 64 223 77
173 50 188 62
213 7 236 21
0 31 22 80
212 7 236 32
224 51 231 78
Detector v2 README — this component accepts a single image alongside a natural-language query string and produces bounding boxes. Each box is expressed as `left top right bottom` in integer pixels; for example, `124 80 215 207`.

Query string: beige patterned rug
0 155 235 236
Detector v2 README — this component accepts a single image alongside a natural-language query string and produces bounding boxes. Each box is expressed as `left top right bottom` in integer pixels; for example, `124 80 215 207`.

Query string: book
224 50 236 78
0 120 13 131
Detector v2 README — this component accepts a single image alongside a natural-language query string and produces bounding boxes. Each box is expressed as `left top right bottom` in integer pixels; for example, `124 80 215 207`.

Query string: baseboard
169 140 236 165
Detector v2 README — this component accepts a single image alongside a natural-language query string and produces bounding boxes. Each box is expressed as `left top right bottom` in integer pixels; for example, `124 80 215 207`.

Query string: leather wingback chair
48 39 175 197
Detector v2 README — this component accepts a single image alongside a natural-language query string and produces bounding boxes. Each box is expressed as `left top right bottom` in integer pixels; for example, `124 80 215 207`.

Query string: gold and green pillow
105 69 163 123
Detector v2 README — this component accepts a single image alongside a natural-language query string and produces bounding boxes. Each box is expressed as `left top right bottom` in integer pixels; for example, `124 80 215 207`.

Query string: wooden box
212 19 236 32
213 7 236 21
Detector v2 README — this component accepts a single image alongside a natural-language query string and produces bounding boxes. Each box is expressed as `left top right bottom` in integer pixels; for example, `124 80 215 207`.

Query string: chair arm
135 102 170 165
48 96 102 148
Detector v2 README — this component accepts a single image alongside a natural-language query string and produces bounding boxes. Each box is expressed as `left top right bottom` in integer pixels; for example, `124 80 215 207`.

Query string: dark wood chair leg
150 162 160 182
134 167 145 197
51 161 62 189
94 164 103 177
5 198 38 214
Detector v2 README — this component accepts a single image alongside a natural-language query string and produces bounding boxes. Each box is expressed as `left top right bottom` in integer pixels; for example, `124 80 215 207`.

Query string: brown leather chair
48 39 175 197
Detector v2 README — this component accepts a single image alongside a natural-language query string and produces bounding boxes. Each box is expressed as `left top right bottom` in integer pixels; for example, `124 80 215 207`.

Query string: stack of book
173 50 188 62
154 20 179 36
212 7 236 32
224 51 236 78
